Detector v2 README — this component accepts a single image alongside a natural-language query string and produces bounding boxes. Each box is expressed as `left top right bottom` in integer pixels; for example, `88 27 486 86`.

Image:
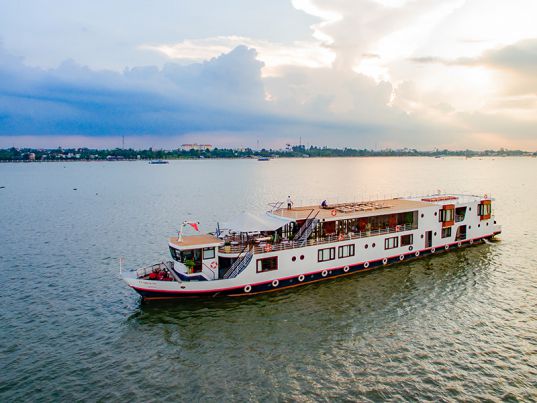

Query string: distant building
180 143 213 151
28 153 36 161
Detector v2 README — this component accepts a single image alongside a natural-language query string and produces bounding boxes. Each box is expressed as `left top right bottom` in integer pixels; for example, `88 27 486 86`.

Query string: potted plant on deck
184 259 195 274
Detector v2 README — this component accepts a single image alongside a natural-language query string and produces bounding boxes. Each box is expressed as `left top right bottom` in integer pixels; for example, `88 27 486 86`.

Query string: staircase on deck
294 210 320 246
223 246 254 279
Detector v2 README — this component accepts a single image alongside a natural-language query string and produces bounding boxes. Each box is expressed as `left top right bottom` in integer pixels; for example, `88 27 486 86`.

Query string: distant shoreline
1 145 535 162
1 155 535 163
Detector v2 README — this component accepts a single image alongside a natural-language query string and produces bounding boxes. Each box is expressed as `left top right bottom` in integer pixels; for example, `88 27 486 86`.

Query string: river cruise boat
121 193 501 300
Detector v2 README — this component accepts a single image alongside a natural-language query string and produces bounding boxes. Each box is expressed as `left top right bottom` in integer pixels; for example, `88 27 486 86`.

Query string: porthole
372 243 376 248
434 211 438 216
434 232 437 236
421 213 424 218
300 255 305 260
478 224 481 228
486 223 489 226
469 226 472 229
420 234 424 239
365 244 369 249
292 256 296 262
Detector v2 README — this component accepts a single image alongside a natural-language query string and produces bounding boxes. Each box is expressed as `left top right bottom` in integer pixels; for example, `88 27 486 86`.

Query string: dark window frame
256 256 278 273
318 247 336 262
338 244 355 258
385 236 399 250
440 208 454 222
203 247 215 260
400 234 413 246
441 227 452 238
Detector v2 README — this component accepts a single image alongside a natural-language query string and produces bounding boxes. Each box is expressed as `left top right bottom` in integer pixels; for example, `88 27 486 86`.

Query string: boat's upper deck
169 234 224 250
405 193 491 205
271 198 433 221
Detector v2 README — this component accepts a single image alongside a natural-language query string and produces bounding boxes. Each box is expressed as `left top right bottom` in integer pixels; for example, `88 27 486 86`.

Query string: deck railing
217 223 418 255
136 261 175 278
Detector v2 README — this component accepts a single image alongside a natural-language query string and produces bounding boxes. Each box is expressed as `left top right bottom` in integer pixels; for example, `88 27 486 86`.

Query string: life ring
399 255 405 261
331 209 337 216
343 265 350 273
244 285 252 293
264 244 272 253
363 261 369 268
457 242 462 247
382 257 388 265
298 274 305 282
272 279 279 287
210 261 218 269
470 239 474 245
415 251 420 257
321 270 328 277
338 233 344 241
431 247 436 253
445 244 449 250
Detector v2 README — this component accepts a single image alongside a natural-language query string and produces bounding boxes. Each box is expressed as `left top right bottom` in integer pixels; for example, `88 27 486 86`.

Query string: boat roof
405 193 493 205
169 234 223 250
271 197 434 221
222 212 294 233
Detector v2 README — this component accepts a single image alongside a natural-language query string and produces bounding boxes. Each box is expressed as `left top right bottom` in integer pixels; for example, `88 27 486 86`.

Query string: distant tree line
0 145 535 161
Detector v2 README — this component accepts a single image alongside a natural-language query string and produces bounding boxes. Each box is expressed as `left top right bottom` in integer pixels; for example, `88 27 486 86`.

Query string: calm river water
1 157 536 401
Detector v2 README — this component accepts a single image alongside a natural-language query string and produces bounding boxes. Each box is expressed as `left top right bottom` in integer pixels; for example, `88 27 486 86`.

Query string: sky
0 0 536 150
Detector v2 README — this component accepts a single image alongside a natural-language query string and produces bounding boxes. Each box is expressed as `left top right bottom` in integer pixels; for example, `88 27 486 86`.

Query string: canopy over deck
222 212 295 233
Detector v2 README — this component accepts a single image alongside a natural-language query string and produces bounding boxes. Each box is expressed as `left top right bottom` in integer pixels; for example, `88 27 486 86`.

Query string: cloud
410 38 537 96
1 44 425 148
0 46 270 137
142 36 335 76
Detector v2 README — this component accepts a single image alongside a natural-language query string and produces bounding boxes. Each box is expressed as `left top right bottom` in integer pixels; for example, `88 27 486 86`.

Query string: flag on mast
186 221 200 232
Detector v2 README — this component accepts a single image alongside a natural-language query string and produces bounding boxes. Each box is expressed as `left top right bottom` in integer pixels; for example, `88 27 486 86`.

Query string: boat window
318 247 335 262
169 247 183 261
440 208 454 222
256 257 278 273
400 234 413 246
338 244 355 258
441 227 452 238
478 203 491 216
385 236 398 249
203 247 215 260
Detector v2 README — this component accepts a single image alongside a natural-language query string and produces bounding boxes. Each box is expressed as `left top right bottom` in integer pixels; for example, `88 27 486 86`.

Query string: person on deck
321 200 328 208
287 195 293 210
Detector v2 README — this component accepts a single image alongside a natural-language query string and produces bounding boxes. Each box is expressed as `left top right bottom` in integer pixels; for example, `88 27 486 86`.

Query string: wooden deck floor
271 198 433 221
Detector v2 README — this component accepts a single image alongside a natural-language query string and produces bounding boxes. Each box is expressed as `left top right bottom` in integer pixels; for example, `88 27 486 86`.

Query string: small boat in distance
149 160 169 164
121 193 501 300
257 157 270 161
